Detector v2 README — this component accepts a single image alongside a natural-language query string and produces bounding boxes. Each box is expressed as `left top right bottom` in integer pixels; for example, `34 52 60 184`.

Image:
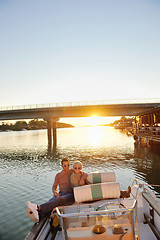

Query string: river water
0 126 160 240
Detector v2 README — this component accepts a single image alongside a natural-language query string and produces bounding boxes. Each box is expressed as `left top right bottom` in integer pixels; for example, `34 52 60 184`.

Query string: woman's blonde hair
73 160 82 169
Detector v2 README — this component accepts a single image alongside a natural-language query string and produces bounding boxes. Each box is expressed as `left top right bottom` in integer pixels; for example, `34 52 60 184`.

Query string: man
26 158 74 223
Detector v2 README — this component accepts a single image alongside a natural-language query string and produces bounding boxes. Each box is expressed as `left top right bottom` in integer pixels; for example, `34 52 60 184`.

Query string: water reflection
0 127 160 240
47 143 57 156
134 144 160 194
87 126 102 145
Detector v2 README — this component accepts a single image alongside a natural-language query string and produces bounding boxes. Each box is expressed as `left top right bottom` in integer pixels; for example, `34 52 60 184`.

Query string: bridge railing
0 98 160 111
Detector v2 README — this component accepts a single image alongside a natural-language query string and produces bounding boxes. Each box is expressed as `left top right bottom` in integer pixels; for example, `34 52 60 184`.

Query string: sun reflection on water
0 127 160 240
85 126 125 147
87 126 103 145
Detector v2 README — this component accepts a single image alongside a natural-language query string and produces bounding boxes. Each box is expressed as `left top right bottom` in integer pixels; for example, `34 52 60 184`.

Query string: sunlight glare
87 126 102 145
87 115 102 126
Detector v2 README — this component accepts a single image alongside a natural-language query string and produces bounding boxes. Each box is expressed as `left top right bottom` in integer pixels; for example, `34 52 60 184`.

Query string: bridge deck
0 101 160 121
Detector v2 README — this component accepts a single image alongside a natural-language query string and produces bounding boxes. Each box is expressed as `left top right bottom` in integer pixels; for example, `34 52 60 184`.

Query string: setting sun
87 116 102 126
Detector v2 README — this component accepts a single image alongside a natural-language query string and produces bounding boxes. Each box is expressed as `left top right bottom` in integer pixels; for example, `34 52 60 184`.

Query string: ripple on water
0 127 160 240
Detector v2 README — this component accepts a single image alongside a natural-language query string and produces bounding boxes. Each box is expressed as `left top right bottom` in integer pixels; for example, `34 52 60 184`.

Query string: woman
70 160 88 188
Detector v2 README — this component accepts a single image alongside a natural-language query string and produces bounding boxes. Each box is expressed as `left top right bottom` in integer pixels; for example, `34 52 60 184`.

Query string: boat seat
87 171 116 184
73 182 120 203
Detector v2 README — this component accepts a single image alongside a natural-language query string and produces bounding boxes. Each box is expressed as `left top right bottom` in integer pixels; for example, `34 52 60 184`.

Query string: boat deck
27 222 157 240
138 222 157 240
54 230 62 240
25 198 159 240
54 219 158 240
25 179 160 240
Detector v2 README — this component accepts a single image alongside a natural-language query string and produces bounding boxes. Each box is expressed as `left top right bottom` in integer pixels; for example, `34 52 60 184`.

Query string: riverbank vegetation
0 119 74 131
108 116 135 127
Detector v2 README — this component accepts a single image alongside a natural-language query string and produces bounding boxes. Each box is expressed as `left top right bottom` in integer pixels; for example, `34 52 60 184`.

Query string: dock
134 106 160 148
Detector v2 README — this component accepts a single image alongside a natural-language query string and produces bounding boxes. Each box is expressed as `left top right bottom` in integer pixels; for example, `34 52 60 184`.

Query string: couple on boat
27 158 131 223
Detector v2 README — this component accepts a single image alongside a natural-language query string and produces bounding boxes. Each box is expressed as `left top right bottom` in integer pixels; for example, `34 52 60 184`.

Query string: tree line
108 116 135 127
0 119 74 131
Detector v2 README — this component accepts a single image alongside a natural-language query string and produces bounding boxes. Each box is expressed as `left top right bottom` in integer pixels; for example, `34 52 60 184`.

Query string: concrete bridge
0 99 160 148
0 99 160 120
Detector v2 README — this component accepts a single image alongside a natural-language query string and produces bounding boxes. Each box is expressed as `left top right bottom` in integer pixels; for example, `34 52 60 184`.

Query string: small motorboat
25 172 160 240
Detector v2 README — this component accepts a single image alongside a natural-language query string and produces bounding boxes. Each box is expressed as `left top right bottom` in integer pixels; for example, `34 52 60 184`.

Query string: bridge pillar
46 118 59 150
52 121 57 149
47 120 52 147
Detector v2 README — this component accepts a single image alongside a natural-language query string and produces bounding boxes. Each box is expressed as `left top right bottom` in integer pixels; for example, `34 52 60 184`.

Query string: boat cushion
87 172 116 184
73 182 120 203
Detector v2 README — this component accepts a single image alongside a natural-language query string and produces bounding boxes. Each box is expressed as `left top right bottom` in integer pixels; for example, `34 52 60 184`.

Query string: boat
25 171 160 240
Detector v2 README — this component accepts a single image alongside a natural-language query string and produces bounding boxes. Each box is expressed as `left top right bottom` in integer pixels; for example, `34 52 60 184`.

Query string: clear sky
0 0 160 125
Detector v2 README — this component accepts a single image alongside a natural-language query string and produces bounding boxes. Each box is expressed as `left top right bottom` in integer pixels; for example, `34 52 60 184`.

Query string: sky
0 0 160 126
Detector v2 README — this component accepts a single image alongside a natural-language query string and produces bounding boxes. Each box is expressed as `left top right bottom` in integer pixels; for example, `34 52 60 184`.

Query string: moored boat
25 172 160 240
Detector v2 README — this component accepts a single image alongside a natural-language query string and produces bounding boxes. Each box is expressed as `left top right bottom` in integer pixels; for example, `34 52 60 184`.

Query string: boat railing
132 178 144 187
56 200 137 240
132 178 160 194
56 199 137 218
131 178 151 199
